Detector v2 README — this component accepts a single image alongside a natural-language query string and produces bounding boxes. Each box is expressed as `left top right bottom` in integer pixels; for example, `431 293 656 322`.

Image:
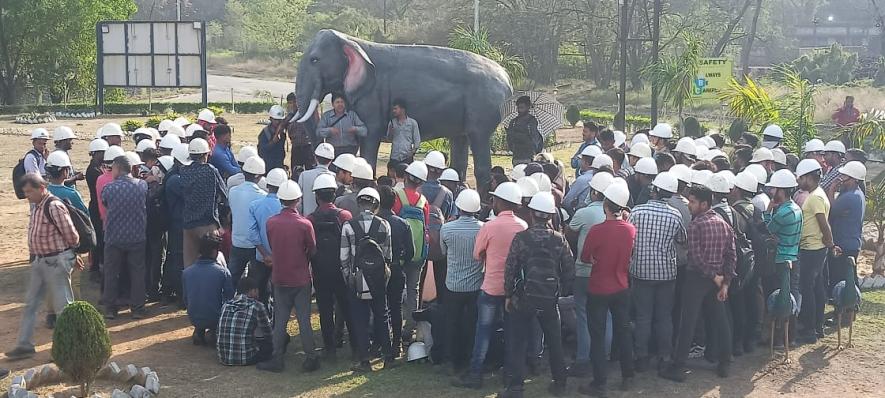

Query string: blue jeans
468 291 504 376
574 277 613 364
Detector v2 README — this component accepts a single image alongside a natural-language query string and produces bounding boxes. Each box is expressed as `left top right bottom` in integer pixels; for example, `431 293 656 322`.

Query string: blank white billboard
98 21 205 88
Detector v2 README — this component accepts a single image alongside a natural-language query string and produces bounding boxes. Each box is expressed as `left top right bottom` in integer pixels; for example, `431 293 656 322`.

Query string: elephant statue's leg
360 123 384 174
450 135 469 182
468 128 493 191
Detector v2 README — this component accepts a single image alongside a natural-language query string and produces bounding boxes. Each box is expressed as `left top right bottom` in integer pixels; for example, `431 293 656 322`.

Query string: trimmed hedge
51 301 112 397
0 101 275 116
579 109 653 126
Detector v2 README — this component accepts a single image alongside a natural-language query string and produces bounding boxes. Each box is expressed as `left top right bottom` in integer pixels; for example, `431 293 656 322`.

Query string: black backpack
515 232 564 308
147 179 168 233
713 206 755 290
312 208 344 277
348 218 389 296
44 197 97 254
13 149 41 199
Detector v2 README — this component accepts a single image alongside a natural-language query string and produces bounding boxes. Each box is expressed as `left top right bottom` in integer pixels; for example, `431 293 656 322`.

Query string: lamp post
474 0 480 32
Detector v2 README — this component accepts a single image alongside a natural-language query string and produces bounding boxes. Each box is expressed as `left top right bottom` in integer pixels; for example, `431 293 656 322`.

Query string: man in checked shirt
660 185 736 383
6 174 81 360
217 276 272 366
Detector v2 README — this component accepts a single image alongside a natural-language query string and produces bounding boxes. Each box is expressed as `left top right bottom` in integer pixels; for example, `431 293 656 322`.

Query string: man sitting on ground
217 276 272 366
182 230 234 346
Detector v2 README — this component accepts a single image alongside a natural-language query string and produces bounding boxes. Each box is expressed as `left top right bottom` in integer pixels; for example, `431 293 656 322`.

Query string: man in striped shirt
6 174 80 359
763 171 802 300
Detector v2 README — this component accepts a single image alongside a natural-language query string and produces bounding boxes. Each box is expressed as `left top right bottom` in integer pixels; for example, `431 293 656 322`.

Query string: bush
207 105 225 117
0 101 274 116
791 43 858 85
51 301 112 397
565 105 581 127
122 119 143 132
145 116 163 129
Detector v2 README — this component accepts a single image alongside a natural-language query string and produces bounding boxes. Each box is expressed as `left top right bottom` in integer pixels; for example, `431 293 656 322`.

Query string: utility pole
650 0 661 125
383 0 388 35
176 0 181 21
474 0 480 32
617 0 628 130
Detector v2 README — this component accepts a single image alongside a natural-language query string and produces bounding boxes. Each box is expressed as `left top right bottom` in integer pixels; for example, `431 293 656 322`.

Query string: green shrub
791 43 857 85
682 117 701 138
145 116 163 129
207 105 225 117
122 119 143 132
728 119 748 142
565 105 581 127
51 301 112 397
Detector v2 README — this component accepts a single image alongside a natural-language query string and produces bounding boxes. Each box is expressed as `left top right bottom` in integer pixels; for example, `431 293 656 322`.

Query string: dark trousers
588 289 634 386
631 278 675 359
335 145 359 156
828 250 860 294
162 228 183 298
290 144 316 170
249 260 272 304
349 289 392 362
103 242 147 311
672 271 732 367
386 264 406 349
228 246 255 290
271 285 316 360
444 290 479 369
88 204 104 271
799 248 828 335
314 271 355 354
728 275 762 350
506 301 567 391
145 229 166 299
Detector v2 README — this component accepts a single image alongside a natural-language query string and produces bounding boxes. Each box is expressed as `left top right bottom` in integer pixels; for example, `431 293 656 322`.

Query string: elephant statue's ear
334 32 375 95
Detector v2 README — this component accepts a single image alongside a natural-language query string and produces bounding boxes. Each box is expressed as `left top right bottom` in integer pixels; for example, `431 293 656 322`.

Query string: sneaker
45 313 56 329
4 347 36 360
104 308 118 320
0 368 9 380
350 361 371 373
302 356 320 372
131 308 148 320
192 330 206 346
578 383 607 397
658 365 687 383
717 362 730 378
687 344 705 359
382 357 400 370
620 376 634 391
548 380 567 396
567 361 591 377
451 373 483 389
256 359 284 373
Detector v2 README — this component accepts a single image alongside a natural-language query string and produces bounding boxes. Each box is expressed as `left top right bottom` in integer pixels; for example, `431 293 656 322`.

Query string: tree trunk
740 0 764 80
711 0 753 56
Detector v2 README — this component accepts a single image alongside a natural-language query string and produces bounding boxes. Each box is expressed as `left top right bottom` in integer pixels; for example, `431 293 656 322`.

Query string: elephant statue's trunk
295 98 319 123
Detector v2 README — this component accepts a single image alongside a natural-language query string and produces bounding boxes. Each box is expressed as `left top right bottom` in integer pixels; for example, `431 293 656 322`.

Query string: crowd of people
3 92 871 398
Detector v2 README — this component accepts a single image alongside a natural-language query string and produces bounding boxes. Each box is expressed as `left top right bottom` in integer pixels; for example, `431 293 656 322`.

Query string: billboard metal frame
96 20 207 112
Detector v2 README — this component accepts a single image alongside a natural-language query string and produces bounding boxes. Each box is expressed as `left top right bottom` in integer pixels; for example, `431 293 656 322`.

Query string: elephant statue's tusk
296 99 319 123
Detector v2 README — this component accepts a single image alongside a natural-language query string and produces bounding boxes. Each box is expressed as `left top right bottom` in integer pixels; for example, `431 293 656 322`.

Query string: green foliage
683 117 701 138
122 119 143 132
224 0 311 57
791 43 858 85
578 110 652 127
565 105 581 127
641 34 703 118
866 180 885 246
104 88 127 104
300 6 384 46
207 105 226 117
51 301 112 397
418 138 451 155
728 119 749 142
145 116 163 129
449 26 527 86
843 109 885 151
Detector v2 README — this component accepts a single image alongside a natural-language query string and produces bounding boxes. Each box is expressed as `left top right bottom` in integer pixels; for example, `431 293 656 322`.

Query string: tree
448 26 527 85
51 301 112 397
791 43 858 85
0 0 136 105
225 0 311 59
641 33 702 121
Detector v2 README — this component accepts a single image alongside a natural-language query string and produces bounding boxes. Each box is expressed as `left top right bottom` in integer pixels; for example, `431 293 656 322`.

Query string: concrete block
8 386 29 398
873 275 885 289
117 364 138 383
134 367 151 385
111 389 130 398
145 372 159 395
861 276 874 289
128 384 153 398
11 375 26 389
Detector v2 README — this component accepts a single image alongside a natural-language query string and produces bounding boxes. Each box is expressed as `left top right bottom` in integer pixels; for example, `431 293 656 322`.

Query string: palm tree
449 26 527 86
641 34 703 121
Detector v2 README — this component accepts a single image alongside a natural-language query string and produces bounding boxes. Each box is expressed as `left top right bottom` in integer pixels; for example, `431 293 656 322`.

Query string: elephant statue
291 29 513 187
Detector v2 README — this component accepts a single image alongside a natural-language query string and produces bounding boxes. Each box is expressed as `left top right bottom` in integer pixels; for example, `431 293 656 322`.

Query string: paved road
170 74 295 102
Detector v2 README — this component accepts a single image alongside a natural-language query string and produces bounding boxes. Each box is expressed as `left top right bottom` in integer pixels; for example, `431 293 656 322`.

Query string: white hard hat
763 124 784 139
30 128 51 140
172 144 192 166
704 173 731 194
589 171 614 193
591 154 613 169
734 171 759 193
94 127 103 139
158 155 174 172
257 177 268 191
745 164 768 185
158 134 181 150
603 182 630 208
89 138 109 153
530 172 552 193
314 143 335 160
771 148 787 165
628 142 652 158
803 139 825 154
825 140 846 154
650 123 673 139
158 119 175 132
838 161 866 181
357 187 381 203
101 123 124 137
634 157 658 175
492 181 523 205
651 172 679 193
674 137 697 156
631 133 649 146
266 168 289 187
243 156 267 175
188 138 210 154
455 189 482 213
352 158 374 180
136 139 156 153
198 109 217 123
46 151 72 168
166 124 186 139
528 191 557 214
277 180 303 201
695 146 710 161
53 126 76 141
185 123 206 138
333 153 357 173
103 145 125 162
716 170 736 190
581 144 603 158
613 130 627 148
146 127 160 140
125 151 144 166
669 164 692 183
750 147 773 163
173 117 190 127
703 149 726 161
268 105 286 120
236 145 258 163
439 168 460 182
691 170 714 187
313 173 338 191
407 342 428 362
133 127 152 138
424 150 447 170
694 138 710 150
405 161 428 182
516 176 540 198
510 164 527 180
766 169 798 188
796 158 822 177
701 136 717 149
